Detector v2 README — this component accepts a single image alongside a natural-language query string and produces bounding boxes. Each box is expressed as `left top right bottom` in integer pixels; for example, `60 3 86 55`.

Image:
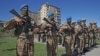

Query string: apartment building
39 4 61 26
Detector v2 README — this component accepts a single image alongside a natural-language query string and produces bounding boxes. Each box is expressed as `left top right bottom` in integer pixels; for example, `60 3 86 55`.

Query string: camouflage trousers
64 36 73 56
57 35 62 45
93 33 97 45
71 35 76 49
88 33 94 47
47 35 57 56
77 35 84 54
16 33 34 56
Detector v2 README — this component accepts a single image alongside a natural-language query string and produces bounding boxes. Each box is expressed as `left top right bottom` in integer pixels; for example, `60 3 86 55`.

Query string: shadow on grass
61 54 66 56
2 48 16 51
0 42 7 45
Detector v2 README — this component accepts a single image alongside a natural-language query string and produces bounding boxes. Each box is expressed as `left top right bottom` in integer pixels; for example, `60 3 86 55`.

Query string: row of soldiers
59 18 98 56
38 16 98 56
3 4 99 56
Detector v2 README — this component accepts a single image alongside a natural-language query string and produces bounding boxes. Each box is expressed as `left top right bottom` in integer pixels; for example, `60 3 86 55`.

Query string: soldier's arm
74 25 80 37
14 17 25 25
60 25 68 29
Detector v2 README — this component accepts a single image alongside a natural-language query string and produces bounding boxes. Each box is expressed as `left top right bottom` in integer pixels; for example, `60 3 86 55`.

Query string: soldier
81 18 88 50
71 21 76 48
71 21 76 53
74 19 84 56
58 24 65 46
60 17 73 56
57 24 63 45
92 21 98 46
43 13 58 56
4 4 35 56
15 4 34 56
88 21 94 47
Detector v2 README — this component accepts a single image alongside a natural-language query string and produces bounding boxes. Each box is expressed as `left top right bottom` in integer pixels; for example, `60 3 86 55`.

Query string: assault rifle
43 18 53 25
9 9 32 34
43 17 57 36
10 9 23 19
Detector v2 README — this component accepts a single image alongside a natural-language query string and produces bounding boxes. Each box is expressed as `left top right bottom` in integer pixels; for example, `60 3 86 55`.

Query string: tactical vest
63 23 72 36
75 24 83 35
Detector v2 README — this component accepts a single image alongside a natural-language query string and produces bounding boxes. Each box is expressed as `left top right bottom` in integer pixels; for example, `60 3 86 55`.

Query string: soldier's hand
68 26 72 30
14 18 25 25
33 27 40 33
14 18 23 22
46 24 52 28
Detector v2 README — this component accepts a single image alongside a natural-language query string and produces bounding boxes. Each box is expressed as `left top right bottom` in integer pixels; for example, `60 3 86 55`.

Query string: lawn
0 37 65 56
0 37 100 56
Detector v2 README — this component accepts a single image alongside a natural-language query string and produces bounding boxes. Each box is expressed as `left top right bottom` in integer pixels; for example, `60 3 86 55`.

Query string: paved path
34 34 100 56
82 45 100 56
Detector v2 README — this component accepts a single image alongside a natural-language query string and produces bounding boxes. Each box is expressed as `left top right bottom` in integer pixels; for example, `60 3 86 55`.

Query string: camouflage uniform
71 21 76 48
58 24 65 46
74 20 84 55
44 13 57 56
92 21 98 46
88 22 94 47
58 25 63 45
16 4 34 56
61 17 73 56
81 18 88 49
17 30 34 56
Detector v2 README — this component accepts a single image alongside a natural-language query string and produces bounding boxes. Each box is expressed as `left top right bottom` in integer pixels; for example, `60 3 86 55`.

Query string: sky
0 0 100 26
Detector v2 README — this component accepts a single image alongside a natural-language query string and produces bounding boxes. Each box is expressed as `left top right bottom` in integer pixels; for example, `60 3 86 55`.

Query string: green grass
0 37 65 56
0 37 17 56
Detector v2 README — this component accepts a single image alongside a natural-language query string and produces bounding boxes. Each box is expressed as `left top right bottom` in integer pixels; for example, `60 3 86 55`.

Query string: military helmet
20 4 28 10
90 21 93 25
93 21 97 24
90 21 93 24
47 12 54 20
48 12 54 17
91 21 96 24
81 18 86 21
66 16 72 21
71 20 76 24
77 19 81 24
